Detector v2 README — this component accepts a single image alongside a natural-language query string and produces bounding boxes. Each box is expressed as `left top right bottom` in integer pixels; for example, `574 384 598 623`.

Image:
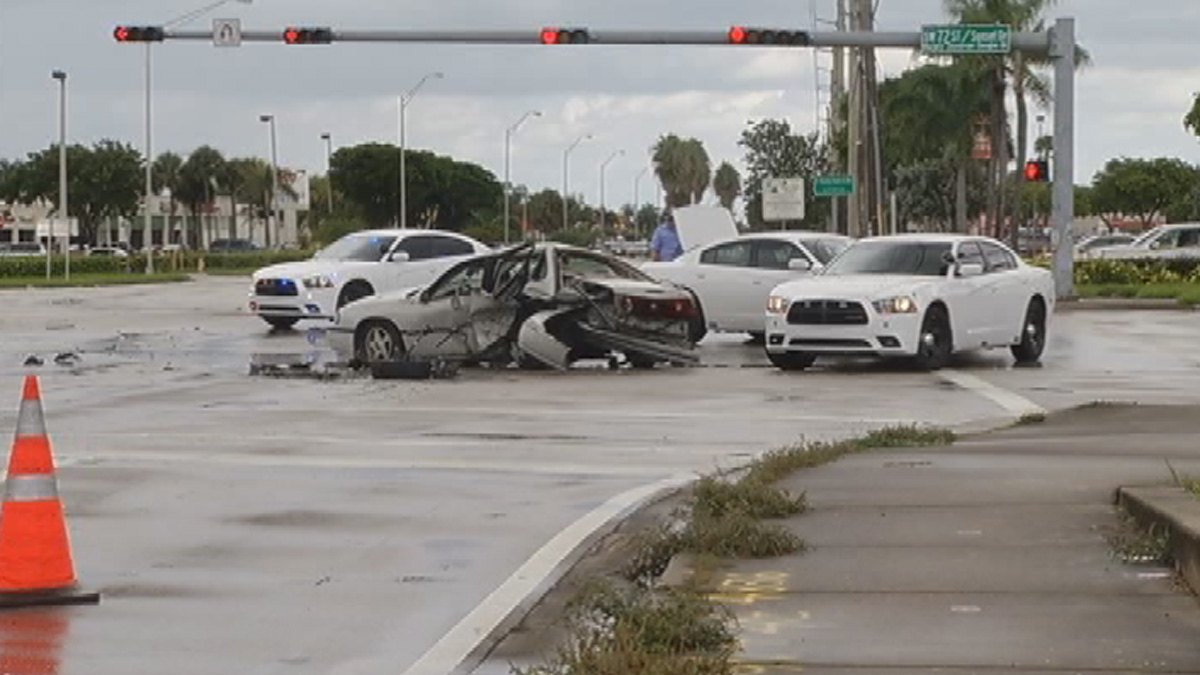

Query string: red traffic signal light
283 27 333 44
540 27 590 45
728 26 810 46
1024 159 1049 182
113 25 165 43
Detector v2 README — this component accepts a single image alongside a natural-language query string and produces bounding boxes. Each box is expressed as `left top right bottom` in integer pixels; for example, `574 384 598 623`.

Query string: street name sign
814 175 856 197
921 24 1011 55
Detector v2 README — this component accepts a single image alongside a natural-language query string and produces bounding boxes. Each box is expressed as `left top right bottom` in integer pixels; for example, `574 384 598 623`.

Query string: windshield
558 249 654 282
823 241 953 276
1131 228 1163 247
314 233 397 262
806 238 852 265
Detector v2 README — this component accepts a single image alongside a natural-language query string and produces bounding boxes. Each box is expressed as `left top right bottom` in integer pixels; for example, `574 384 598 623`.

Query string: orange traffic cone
0 377 98 608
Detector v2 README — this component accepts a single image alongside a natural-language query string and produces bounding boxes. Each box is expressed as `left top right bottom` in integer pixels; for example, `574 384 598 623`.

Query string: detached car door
402 256 495 359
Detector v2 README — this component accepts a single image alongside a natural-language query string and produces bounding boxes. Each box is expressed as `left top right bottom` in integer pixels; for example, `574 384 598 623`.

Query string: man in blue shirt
650 211 684 262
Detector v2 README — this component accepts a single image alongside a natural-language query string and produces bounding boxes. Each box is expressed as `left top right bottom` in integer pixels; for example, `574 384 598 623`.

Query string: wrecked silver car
327 242 702 371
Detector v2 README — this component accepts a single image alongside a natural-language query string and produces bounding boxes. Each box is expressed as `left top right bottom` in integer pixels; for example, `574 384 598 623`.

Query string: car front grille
255 278 299 297
787 299 868 326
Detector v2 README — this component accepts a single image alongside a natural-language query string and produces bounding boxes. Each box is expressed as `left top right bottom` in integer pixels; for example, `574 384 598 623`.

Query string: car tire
765 349 816 371
1011 298 1047 365
913 305 952 371
263 317 297 330
356 320 404 364
337 281 374 309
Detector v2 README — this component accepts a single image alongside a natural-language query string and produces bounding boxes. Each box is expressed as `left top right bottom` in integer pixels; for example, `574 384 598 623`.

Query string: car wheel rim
921 317 948 359
364 327 395 361
1025 307 1045 350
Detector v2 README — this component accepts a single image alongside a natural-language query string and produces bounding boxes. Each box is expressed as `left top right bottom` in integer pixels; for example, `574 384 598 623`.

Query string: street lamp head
259 114 273 123
51 70 66 81
533 111 543 117
320 132 331 140
432 72 445 79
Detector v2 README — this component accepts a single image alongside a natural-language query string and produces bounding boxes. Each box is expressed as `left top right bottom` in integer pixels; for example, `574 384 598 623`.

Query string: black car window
1179 229 1200 248
957 241 986 270
431 236 476 257
699 241 753 267
752 240 807 270
979 241 1017 272
394 235 440 261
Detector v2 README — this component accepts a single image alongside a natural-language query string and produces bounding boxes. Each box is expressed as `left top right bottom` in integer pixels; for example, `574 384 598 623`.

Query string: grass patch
529 425 957 675
1166 460 1200 499
0 272 192 288
1076 282 1200 305
200 268 257 277
516 580 738 675
1108 509 1172 565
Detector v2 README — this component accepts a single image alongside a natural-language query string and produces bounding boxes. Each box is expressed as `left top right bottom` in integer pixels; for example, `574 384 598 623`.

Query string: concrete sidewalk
698 405 1200 674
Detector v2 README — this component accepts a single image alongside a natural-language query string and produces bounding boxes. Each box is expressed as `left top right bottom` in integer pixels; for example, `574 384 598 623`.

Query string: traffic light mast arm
148 27 1052 50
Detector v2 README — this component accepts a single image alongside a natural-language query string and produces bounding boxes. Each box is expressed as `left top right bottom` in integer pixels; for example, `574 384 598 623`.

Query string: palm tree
652 134 712 208
178 146 227 249
713 162 741 212
881 63 991 231
1185 93 1200 142
152 152 183 246
944 0 1090 247
226 158 273 246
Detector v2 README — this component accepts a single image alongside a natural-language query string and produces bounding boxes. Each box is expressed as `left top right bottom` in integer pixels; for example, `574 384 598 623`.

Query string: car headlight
302 274 335 289
766 295 790 314
872 296 919 314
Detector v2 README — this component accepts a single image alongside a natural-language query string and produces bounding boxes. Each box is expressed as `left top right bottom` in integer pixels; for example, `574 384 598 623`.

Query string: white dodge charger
764 234 1056 371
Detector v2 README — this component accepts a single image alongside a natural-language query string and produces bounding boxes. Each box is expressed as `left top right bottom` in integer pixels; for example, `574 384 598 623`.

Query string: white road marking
401 474 693 675
937 370 1047 417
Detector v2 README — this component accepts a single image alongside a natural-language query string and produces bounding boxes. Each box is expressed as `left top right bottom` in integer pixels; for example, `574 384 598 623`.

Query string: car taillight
621 295 696 319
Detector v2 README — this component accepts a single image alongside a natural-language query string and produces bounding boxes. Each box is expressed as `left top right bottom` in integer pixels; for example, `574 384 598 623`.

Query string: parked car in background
210 238 260 252
764 235 1055 371
329 242 700 371
1074 233 1136 259
0 242 46 257
249 229 489 330
86 246 129 258
642 231 853 341
1088 223 1200 261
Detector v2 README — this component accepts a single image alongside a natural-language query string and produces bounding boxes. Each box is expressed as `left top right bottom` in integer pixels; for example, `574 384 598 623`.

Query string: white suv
249 229 490 330
1090 223 1200 261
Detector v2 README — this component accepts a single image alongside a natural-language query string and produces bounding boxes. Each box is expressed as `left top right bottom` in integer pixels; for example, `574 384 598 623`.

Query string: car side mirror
389 251 411 263
958 262 985 278
787 258 813 272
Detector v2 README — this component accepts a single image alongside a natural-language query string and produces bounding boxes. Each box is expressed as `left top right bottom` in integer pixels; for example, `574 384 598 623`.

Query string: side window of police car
700 241 753 267
979 241 1017 273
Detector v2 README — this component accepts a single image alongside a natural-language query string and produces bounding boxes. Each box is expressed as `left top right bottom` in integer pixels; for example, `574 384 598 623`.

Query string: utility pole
830 0 846 235
846 0 862 238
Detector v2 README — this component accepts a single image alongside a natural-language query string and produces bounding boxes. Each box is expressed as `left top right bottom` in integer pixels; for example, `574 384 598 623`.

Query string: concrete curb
404 474 694 675
1056 298 1196 312
1116 486 1200 593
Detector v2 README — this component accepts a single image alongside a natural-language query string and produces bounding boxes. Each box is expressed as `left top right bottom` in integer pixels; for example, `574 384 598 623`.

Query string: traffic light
113 26 165 42
540 27 590 45
283 27 333 44
728 26 811 46
1024 159 1049 182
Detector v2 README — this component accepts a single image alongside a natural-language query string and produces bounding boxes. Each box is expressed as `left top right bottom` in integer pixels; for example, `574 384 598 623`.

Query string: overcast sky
2 0 1199 209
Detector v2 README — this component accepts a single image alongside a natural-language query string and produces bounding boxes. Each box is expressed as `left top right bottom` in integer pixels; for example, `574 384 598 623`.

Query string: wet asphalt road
0 277 1197 674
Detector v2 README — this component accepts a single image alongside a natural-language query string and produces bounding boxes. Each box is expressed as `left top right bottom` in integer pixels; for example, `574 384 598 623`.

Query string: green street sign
921 24 1012 55
814 175 856 197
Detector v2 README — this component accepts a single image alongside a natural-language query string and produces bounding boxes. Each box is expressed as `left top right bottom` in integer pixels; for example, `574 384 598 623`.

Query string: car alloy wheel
360 322 402 363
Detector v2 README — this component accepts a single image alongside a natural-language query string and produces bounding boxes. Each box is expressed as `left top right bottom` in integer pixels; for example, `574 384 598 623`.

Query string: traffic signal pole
118 21 1077 298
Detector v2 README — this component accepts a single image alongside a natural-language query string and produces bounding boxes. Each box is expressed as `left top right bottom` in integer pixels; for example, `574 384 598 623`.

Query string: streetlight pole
51 70 67 280
260 114 278 249
398 71 443 229
143 0 253 273
503 109 542 244
599 149 624 231
562 133 592 230
320 132 334 214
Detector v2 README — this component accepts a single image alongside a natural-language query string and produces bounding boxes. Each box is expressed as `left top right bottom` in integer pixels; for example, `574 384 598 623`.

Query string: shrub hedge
0 250 315 278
